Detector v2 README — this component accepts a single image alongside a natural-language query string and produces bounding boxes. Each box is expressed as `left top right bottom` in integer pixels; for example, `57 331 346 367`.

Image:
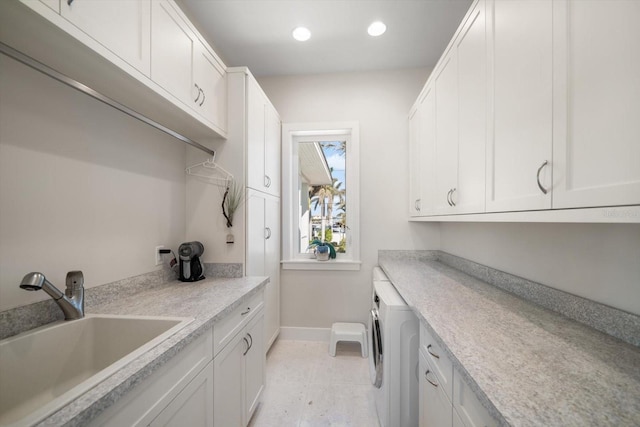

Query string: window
282 122 360 270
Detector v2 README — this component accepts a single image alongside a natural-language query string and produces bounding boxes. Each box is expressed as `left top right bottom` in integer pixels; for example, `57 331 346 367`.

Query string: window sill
282 259 362 271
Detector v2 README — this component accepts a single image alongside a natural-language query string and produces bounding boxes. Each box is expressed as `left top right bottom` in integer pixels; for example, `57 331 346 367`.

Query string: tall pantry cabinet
228 68 281 352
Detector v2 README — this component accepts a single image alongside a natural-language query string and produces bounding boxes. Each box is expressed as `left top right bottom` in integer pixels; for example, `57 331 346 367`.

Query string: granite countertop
378 253 640 427
38 275 268 427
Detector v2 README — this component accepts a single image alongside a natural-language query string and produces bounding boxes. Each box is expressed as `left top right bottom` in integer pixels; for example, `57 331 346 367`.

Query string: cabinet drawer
420 322 453 401
453 369 498 427
214 290 264 356
419 349 452 427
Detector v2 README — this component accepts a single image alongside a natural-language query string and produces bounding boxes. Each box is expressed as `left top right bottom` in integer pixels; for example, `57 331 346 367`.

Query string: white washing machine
369 267 419 427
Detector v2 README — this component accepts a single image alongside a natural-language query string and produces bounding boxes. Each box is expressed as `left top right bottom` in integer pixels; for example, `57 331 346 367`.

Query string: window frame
281 122 361 271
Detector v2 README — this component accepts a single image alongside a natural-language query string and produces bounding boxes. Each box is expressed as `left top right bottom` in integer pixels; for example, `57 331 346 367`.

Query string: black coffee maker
178 241 205 282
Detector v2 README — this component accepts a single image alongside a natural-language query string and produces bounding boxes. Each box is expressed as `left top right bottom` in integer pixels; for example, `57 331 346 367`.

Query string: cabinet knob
537 160 549 195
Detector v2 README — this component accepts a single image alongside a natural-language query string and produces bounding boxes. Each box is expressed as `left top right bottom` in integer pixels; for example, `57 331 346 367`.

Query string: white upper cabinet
151 0 193 106
419 85 437 216
61 0 151 76
150 0 227 134
552 0 640 209
247 78 281 197
408 107 422 216
193 43 228 135
486 0 553 212
433 52 459 215
455 1 486 214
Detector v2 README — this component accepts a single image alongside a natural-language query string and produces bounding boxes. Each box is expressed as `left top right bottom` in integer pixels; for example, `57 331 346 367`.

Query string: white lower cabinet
150 360 214 427
89 329 214 427
419 349 453 427
453 370 497 427
214 306 265 427
419 322 497 427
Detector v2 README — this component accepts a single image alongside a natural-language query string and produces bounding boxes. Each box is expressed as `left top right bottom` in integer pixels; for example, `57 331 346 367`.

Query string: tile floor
248 339 381 427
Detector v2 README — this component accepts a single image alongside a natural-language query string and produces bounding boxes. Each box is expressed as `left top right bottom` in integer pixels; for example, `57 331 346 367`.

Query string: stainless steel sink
0 314 193 426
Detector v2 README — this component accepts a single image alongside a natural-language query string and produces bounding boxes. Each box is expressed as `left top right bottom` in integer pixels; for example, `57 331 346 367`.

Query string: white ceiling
180 0 472 77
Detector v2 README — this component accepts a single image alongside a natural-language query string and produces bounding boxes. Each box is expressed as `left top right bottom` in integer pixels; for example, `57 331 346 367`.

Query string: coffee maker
178 241 205 282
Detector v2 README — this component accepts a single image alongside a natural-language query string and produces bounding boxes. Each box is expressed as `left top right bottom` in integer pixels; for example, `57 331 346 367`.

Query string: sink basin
0 314 193 426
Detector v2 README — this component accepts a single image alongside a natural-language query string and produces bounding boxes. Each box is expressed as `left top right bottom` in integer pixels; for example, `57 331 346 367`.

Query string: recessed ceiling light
292 27 311 42
368 21 386 37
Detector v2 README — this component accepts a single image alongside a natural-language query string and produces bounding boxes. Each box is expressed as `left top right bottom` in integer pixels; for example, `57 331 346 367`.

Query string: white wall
439 222 640 316
259 68 441 329
0 55 187 311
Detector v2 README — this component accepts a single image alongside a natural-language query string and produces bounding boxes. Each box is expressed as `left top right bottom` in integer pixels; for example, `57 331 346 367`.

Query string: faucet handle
65 271 84 291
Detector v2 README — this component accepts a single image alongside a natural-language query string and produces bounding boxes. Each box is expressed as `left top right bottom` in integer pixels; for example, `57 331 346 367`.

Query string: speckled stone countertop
378 252 640 427
36 275 268 427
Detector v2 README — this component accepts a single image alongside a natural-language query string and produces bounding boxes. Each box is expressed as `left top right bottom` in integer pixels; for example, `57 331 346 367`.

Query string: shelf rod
0 41 216 157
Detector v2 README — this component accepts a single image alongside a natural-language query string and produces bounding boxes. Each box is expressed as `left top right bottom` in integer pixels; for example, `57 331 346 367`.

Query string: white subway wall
439 222 640 316
0 55 187 311
258 68 441 329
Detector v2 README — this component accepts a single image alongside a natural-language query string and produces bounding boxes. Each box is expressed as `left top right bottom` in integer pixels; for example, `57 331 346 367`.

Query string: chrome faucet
20 271 85 320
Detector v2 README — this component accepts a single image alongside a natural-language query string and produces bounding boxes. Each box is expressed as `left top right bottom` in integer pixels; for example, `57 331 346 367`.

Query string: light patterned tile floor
248 340 380 427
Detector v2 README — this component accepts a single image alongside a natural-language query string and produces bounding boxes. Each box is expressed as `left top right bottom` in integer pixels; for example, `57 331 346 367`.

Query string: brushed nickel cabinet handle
241 307 251 315
265 227 272 240
427 344 440 359
243 336 250 355
194 84 201 103
446 189 453 206
537 160 549 194
67 0 74 5
450 188 456 207
425 370 439 387
199 89 205 106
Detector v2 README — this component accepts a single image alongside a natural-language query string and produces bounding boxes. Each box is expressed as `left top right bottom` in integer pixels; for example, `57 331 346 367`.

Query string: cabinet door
409 106 422 216
151 0 195 107
453 369 498 427
244 312 265 424
61 0 150 75
419 350 452 427
552 0 640 209
264 104 281 197
213 333 245 427
455 0 486 214
264 195 281 349
247 80 267 192
193 43 227 133
419 85 437 216
434 52 459 215
486 0 553 212
149 361 214 427
246 189 266 276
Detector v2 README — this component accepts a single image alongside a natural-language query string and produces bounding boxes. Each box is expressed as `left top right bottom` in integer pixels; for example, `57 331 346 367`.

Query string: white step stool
329 322 368 358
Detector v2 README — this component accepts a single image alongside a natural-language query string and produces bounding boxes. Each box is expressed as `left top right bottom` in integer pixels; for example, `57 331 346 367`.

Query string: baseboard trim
278 327 332 342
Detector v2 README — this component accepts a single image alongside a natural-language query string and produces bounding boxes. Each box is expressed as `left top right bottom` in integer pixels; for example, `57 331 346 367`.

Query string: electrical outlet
155 246 164 266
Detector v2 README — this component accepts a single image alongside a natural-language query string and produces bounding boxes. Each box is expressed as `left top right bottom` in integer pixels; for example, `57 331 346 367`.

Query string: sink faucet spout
20 271 85 320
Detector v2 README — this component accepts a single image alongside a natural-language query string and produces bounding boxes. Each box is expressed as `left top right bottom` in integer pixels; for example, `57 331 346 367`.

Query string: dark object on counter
178 241 205 282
